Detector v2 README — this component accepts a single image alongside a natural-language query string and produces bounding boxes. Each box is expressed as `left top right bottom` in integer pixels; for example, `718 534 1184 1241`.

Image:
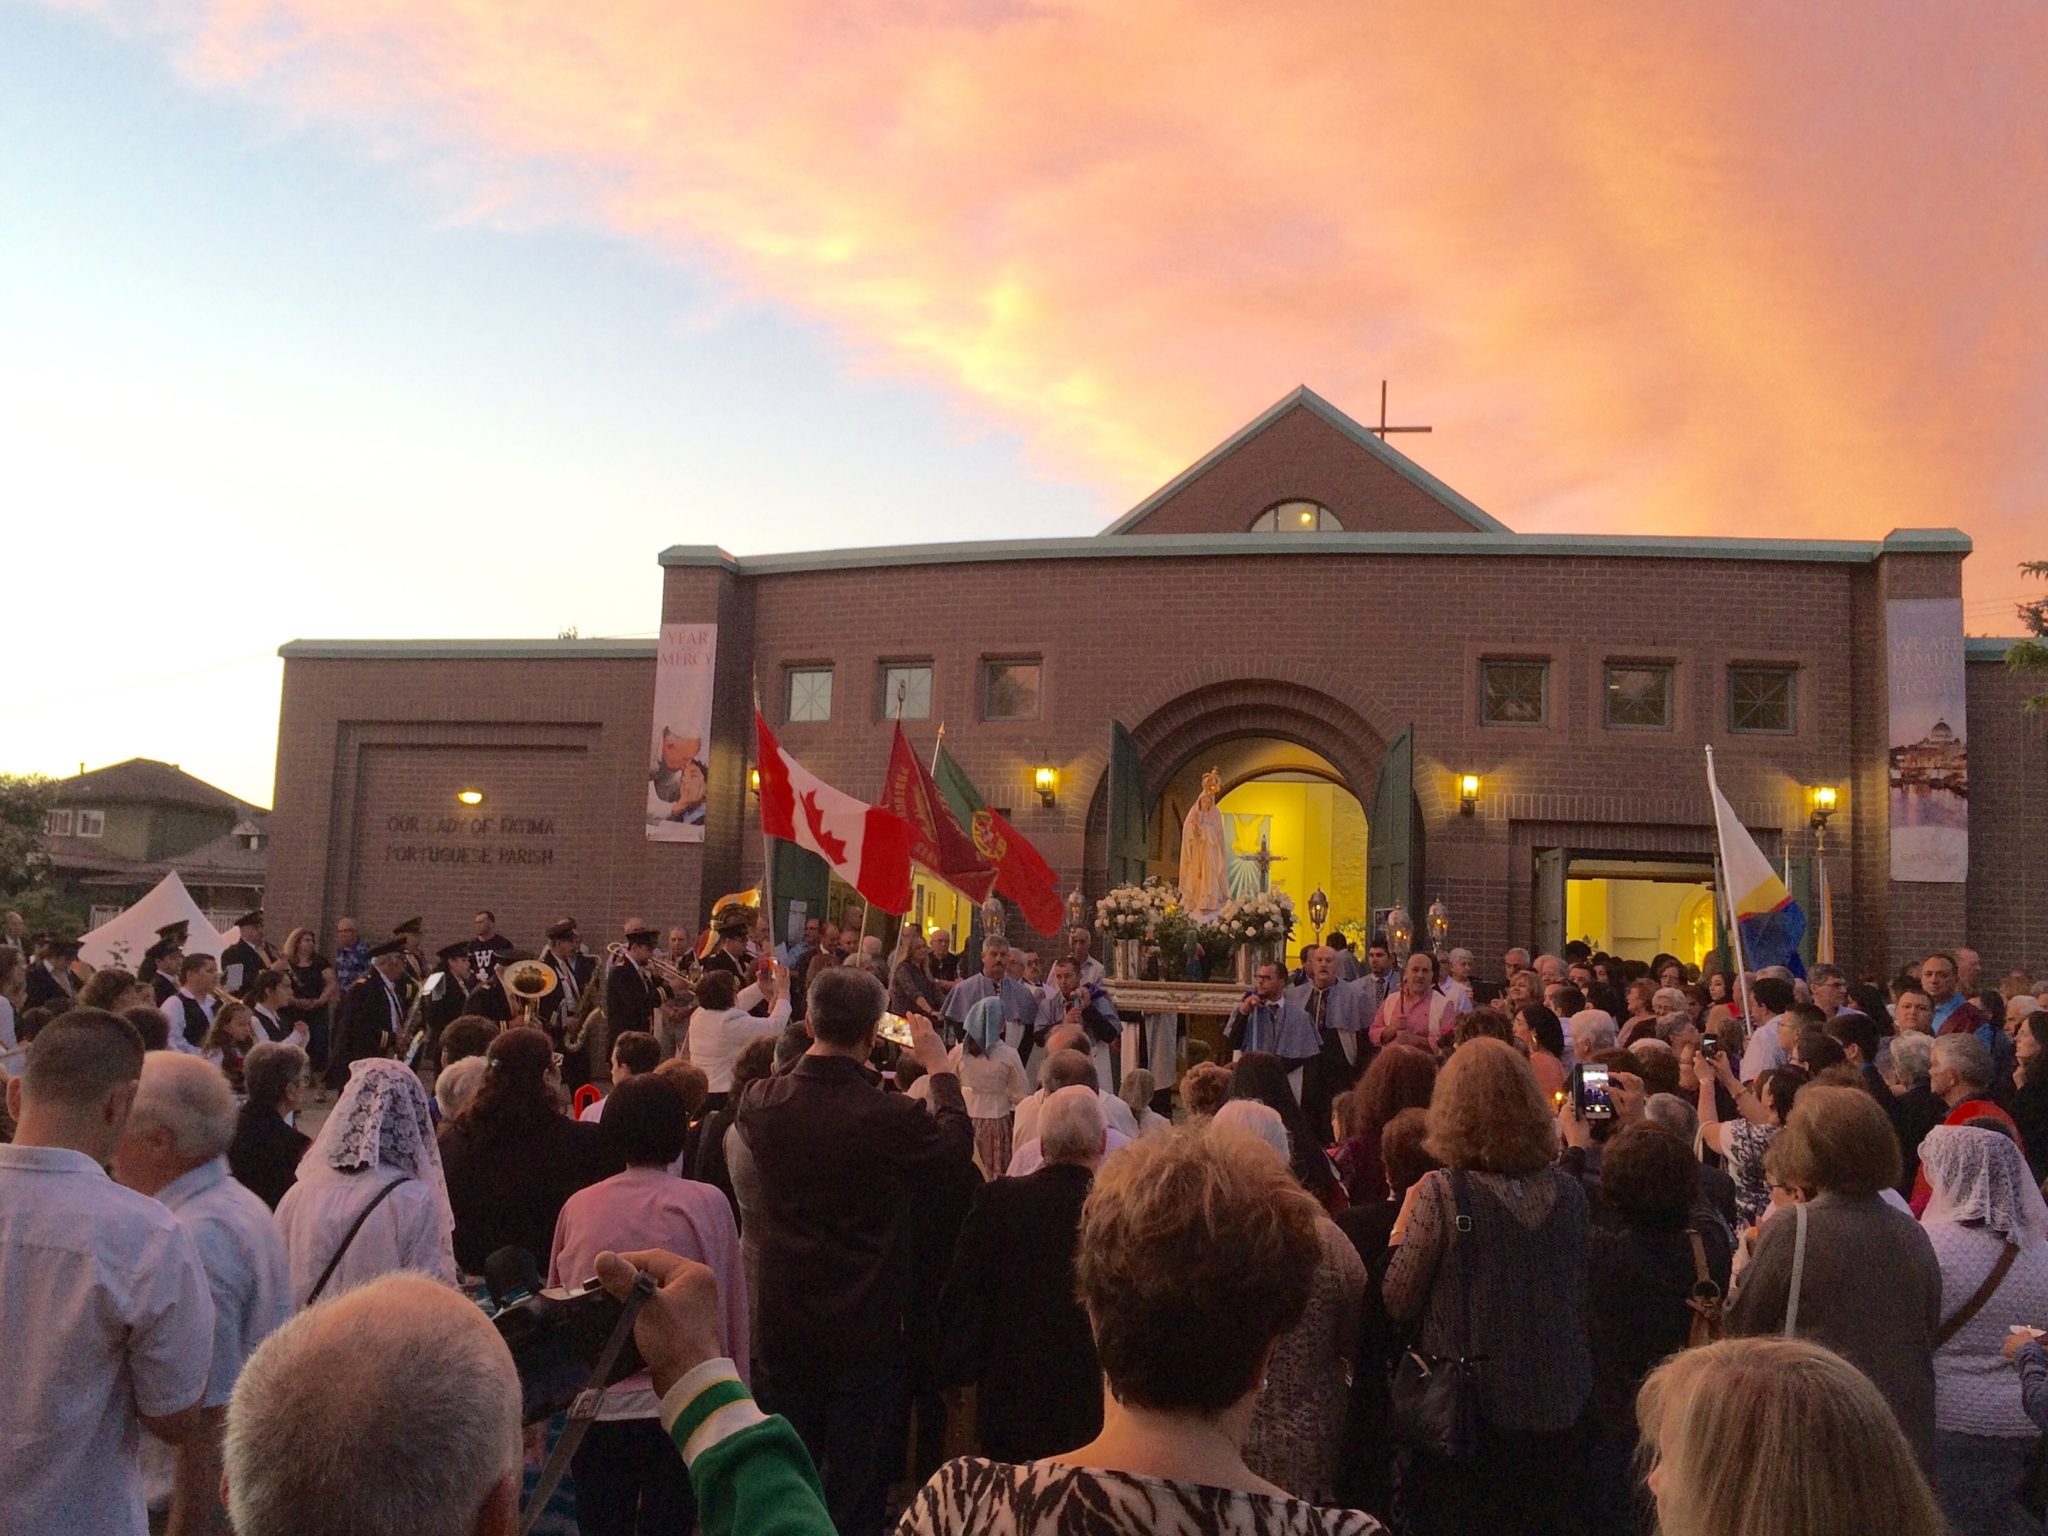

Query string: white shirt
947 1041 1031 1120
1013 1085 1139 1148
0 995 16 1056
1739 1016 1791 1083
0 1144 215 1536
688 986 793 1094
160 990 218 1055
1438 977 1474 1016
579 1093 609 1123
274 1171 457 1308
140 1158 291 1510
1007 1126 1131 1176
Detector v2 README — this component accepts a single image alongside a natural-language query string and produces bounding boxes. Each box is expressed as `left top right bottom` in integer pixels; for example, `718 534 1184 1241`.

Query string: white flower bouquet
1096 884 1159 939
1217 889 1295 946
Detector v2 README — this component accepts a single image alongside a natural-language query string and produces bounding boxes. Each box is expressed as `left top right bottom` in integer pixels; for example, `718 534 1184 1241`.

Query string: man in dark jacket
940 1085 1105 1461
732 966 972 1536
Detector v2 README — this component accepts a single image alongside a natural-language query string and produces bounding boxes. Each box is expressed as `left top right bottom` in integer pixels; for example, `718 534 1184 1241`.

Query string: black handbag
1388 1168 1484 1458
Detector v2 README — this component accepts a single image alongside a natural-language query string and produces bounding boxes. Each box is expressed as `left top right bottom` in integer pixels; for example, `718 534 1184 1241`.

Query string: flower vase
1113 938 1142 982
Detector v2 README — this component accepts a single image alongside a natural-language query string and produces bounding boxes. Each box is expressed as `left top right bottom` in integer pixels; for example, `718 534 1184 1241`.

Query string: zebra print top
899 1455 1385 1536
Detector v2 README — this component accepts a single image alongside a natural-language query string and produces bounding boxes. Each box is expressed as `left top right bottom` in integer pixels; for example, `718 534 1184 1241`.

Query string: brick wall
272 542 2017 981
1967 658 2048 975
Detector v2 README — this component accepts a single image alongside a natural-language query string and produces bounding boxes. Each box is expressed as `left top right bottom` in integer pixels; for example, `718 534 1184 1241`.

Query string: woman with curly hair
1383 1036 1589 1535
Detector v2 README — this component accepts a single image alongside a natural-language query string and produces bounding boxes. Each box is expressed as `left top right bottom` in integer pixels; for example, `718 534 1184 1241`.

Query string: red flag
755 713 915 914
931 743 1066 935
878 724 998 903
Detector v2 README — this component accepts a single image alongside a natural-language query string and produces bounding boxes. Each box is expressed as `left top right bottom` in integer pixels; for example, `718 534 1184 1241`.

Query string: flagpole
753 684 778 972
1704 746 1755 1027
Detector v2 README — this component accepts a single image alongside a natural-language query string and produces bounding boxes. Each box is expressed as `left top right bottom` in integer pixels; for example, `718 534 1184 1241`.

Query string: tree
0 774 54 896
2009 561 2048 714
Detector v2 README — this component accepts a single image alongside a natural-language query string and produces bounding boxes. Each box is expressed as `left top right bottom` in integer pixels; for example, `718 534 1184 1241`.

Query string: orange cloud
69 0 2048 614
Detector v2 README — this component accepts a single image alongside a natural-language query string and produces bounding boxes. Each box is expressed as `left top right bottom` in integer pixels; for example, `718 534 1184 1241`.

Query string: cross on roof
1369 379 1432 439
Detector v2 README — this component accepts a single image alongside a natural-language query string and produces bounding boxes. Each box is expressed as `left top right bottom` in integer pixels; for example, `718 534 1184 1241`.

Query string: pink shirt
549 1167 749 1410
1371 988 1451 1049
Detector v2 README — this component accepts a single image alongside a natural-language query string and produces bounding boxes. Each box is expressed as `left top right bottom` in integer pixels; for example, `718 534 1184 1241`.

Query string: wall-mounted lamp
456 789 485 807
1458 773 1481 816
1034 765 1058 808
1307 887 1330 943
1808 784 1837 831
748 766 761 797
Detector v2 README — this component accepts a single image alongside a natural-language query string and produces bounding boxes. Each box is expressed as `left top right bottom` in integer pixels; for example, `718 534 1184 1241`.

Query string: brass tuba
500 957 559 1021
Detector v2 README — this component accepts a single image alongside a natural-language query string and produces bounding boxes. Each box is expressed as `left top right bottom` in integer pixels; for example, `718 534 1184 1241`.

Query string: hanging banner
645 622 718 843
1886 598 1968 882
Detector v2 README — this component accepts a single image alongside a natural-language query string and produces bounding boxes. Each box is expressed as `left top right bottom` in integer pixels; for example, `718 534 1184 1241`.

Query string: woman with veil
275 1057 457 1308
1919 1124 2048 1535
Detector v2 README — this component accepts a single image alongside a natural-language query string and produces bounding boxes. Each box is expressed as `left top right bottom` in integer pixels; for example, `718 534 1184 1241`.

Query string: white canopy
78 872 229 969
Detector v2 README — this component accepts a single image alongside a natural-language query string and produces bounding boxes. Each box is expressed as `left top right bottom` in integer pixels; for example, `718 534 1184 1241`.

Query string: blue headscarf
965 996 1006 1054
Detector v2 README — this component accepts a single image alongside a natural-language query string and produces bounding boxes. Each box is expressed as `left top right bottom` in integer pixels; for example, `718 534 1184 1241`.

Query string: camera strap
519 1270 659 1536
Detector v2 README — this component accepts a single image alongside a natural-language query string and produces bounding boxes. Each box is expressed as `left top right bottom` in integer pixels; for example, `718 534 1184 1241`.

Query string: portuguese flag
931 743 1065 935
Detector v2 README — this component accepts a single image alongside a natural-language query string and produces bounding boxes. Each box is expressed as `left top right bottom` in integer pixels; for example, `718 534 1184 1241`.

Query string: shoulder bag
1782 1200 1810 1335
306 1176 411 1306
1389 1168 1485 1458
1686 1228 1725 1346
1935 1241 2020 1348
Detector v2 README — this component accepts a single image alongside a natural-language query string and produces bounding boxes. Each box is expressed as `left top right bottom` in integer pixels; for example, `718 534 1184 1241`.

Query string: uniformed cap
368 937 408 958
232 908 264 928
436 941 472 963
545 917 579 942
624 927 660 948
46 937 81 956
156 921 190 944
712 906 753 936
142 938 177 964
392 917 424 936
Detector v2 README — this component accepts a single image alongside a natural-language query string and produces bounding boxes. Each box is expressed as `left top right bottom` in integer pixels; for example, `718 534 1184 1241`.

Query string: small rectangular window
1480 660 1548 727
983 659 1042 721
44 809 74 837
785 666 834 723
1730 666 1797 734
1604 664 1673 730
879 663 933 721
74 809 106 838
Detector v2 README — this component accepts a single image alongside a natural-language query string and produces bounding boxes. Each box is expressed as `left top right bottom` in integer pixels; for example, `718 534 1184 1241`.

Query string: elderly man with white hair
1008 1049 1134 1175
1438 948 1475 1017
1569 1007 1619 1064
114 1052 291 1536
939 1084 1107 1461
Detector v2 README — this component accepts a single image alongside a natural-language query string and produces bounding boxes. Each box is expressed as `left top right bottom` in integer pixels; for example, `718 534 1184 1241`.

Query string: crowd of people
4 899 2048 1536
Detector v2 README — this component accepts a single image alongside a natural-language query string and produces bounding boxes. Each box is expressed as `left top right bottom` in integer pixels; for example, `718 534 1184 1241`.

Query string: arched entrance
1083 677 1392 930
1146 744 1371 939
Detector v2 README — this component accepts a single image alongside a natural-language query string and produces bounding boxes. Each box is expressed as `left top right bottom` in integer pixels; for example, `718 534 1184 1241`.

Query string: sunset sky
4 0 2045 806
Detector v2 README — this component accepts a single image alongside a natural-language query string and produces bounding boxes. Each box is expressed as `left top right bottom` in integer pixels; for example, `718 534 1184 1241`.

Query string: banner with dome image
1886 598 1967 883
646 622 717 843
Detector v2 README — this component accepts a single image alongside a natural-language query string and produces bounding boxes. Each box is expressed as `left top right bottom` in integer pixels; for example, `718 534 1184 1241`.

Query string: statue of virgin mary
1179 768 1230 921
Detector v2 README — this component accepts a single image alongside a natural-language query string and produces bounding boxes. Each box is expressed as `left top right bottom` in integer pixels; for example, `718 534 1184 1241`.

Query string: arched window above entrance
1249 500 1342 532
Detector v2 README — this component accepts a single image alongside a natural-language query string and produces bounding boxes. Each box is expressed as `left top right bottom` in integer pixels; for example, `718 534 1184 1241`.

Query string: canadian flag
755 712 915 914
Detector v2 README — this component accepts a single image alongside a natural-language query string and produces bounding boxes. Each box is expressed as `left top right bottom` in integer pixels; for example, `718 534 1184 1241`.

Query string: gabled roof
1100 385 1511 537
52 758 261 814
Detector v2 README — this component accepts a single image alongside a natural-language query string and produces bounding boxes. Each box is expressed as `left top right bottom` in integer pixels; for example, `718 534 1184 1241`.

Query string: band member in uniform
537 917 595 1035
696 907 756 981
25 936 81 1010
219 908 276 1000
160 952 222 1051
142 923 189 1004
329 937 409 1088
391 916 428 1001
604 926 666 1038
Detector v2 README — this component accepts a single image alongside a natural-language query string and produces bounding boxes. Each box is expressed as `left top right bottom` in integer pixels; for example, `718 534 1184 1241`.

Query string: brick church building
265 387 2048 979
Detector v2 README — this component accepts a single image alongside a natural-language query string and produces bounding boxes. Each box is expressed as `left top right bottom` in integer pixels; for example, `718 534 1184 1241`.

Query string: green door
767 838 831 950
1532 847 1568 959
1368 727 1423 928
1108 720 1151 890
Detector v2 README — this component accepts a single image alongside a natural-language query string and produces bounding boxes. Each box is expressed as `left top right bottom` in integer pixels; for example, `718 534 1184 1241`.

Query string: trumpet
500 958 559 1021
606 942 695 989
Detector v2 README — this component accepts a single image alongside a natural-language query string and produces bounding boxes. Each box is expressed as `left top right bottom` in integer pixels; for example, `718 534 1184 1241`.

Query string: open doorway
1536 851 1717 967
